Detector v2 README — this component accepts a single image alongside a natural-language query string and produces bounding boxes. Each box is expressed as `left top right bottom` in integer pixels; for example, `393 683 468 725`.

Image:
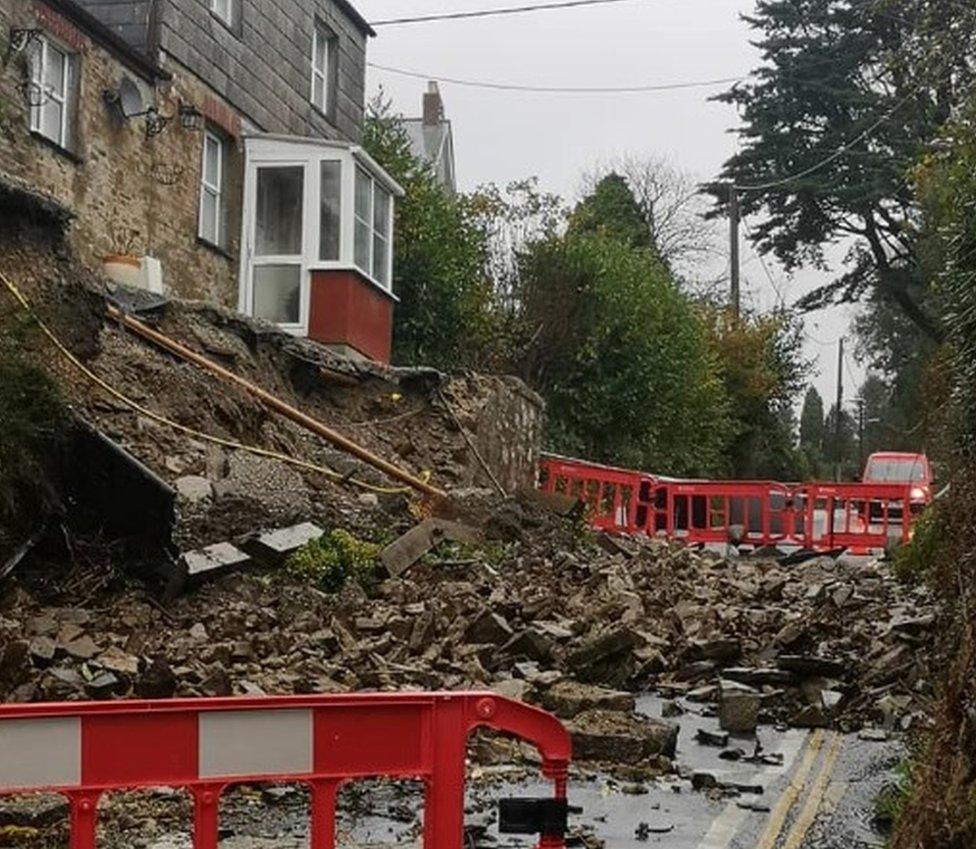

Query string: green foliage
710 0 976 340
519 232 731 477
0 346 68 533
892 503 944 585
914 100 976 449
284 530 382 594
874 759 916 836
702 307 809 479
363 97 503 370
568 173 655 251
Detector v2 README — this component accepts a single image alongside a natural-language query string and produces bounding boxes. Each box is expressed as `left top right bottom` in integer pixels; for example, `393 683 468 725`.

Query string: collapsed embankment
891 472 976 849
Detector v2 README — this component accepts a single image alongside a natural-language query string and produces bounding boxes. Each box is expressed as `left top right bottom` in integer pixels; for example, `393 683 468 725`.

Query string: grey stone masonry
157 0 367 142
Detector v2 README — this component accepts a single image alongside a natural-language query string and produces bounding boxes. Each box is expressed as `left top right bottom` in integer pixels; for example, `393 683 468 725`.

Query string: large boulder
540 680 636 719
567 709 678 763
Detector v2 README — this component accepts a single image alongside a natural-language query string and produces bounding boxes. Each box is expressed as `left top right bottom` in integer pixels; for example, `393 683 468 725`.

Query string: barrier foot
310 779 340 849
193 785 222 849
69 792 100 849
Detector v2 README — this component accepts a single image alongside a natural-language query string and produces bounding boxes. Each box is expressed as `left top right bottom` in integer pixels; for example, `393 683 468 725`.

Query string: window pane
44 45 65 96
354 219 370 272
373 234 389 286
315 29 328 72
319 160 341 261
313 74 325 110
255 166 304 255
41 99 63 144
373 187 390 237
201 189 218 244
253 265 302 324
355 168 371 219
204 136 220 185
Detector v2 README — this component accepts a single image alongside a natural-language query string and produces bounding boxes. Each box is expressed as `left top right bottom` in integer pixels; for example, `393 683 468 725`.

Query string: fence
0 692 572 849
539 454 921 555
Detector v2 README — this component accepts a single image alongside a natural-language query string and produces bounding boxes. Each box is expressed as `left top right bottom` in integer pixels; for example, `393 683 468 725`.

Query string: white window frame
28 35 73 150
199 130 224 247
353 168 393 288
310 23 333 114
238 137 403 335
210 0 232 26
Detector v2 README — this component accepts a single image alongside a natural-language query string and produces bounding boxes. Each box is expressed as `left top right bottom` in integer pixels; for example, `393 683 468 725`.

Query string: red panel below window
308 270 393 364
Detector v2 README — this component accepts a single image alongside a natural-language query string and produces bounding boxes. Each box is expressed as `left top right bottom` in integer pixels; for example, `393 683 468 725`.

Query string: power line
733 91 915 192
367 62 744 94
740 215 786 306
369 0 635 26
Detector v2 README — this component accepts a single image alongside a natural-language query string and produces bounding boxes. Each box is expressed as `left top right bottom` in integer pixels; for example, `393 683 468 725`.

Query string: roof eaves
333 0 377 38
38 0 171 83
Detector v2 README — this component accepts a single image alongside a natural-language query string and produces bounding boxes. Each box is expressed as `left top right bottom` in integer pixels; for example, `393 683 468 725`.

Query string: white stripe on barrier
199 709 313 779
0 717 81 790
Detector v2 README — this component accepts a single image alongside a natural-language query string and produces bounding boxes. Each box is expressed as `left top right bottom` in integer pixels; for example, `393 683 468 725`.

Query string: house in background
402 81 456 193
0 0 400 363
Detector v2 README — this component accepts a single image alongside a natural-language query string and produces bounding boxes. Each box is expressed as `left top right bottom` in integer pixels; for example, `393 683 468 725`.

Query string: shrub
284 530 382 594
0 354 68 533
892 503 944 585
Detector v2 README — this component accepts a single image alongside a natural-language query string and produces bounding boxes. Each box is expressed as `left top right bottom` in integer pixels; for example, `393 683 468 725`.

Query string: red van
863 452 933 510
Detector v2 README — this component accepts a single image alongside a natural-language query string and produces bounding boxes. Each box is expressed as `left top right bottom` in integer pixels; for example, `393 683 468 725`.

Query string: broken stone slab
182 542 251 582
380 518 482 578
540 680 636 719
174 475 214 505
464 610 514 645
695 729 730 748
28 636 56 666
567 709 678 763
684 638 742 666
566 627 642 688
777 655 848 679
244 522 324 562
501 628 554 662
98 646 140 676
722 667 796 687
719 691 761 734
491 678 534 702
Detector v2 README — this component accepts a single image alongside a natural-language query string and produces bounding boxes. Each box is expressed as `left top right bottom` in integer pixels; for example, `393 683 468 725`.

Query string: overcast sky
356 0 866 407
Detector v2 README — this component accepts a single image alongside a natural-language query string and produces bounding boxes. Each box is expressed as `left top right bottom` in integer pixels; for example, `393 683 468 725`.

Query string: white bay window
239 137 402 334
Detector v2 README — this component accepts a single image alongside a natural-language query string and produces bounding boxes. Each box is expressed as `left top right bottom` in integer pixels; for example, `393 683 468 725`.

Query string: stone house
0 0 400 362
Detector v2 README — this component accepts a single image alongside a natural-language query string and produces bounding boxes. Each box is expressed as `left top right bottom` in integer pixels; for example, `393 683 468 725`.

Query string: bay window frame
238 136 402 336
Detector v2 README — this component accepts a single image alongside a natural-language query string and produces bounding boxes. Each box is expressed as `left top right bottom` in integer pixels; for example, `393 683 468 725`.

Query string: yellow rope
0 271 418 496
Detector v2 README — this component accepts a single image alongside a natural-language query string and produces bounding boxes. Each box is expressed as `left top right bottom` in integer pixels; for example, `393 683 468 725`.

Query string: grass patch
284 529 382 594
874 760 915 837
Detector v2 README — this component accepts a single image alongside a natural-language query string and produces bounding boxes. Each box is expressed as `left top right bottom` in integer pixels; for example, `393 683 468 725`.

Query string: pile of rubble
0 490 936 768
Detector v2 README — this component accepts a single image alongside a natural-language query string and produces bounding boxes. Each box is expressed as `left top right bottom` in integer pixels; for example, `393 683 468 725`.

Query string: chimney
423 81 443 127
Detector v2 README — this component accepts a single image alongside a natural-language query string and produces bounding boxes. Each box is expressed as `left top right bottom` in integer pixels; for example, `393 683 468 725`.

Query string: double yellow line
756 730 845 849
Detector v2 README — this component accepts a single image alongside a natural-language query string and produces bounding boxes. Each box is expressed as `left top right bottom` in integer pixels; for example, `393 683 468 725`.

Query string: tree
568 173 654 251
800 388 826 453
363 98 503 369
824 403 859 480
581 156 721 280
518 233 731 477
709 0 976 341
703 307 809 479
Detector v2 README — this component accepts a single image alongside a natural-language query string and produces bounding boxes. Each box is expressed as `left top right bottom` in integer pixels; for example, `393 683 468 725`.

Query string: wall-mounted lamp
178 101 204 132
4 27 42 66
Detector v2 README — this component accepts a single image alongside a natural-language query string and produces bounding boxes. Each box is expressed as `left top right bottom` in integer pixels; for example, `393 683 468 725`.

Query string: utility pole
729 185 740 321
857 397 865 474
834 337 844 482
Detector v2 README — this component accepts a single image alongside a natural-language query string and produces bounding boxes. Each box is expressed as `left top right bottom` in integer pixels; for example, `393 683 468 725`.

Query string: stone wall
156 0 368 142
0 0 244 306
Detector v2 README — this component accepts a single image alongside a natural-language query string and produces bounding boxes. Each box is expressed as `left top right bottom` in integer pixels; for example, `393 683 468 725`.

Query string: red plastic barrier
0 692 571 849
539 453 923 555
